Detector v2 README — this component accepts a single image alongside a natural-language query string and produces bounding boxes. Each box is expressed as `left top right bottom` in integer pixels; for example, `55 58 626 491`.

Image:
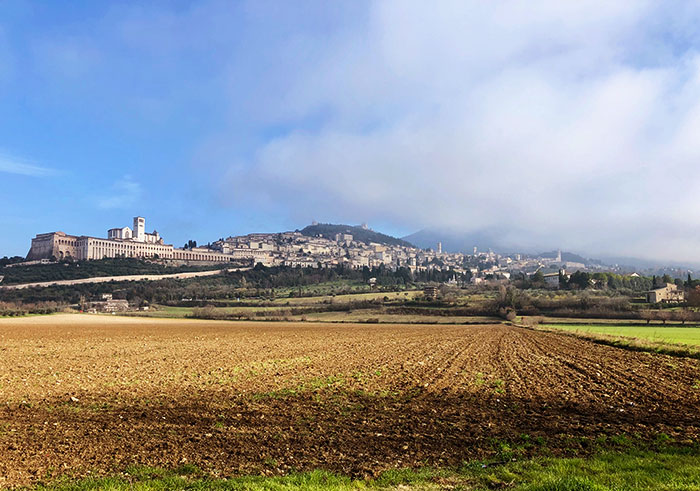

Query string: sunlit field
1 314 699 488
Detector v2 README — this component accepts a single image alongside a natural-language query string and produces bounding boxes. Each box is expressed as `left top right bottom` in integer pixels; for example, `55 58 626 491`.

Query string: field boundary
124 314 503 327
542 319 700 328
120 310 505 325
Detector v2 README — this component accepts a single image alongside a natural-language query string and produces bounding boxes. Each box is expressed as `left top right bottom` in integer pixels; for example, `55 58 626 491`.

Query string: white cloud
209 0 700 262
98 175 142 209
0 154 56 177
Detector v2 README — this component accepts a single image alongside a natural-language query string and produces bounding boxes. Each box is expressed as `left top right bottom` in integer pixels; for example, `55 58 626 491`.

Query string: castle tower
133 216 145 242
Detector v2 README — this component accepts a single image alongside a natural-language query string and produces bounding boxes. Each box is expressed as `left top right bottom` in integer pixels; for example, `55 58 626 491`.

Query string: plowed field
1 314 699 487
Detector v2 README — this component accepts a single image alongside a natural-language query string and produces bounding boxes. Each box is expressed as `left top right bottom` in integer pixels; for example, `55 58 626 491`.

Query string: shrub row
0 301 64 317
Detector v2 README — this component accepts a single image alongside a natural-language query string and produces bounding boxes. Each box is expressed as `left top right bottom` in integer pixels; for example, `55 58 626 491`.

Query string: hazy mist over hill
214 2 700 263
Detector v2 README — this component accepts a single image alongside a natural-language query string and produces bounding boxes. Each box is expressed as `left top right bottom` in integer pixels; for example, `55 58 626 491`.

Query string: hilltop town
15 216 619 287
209 224 597 286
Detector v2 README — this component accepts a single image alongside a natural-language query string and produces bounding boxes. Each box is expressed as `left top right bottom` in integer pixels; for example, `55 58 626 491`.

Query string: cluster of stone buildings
206 233 591 284
209 231 473 272
25 217 484 273
19 219 699 305
25 217 606 284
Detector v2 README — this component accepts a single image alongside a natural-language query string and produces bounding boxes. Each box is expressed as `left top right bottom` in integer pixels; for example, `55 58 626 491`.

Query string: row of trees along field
517 270 699 292
492 284 700 320
4 262 700 321
0 301 63 316
0 264 458 306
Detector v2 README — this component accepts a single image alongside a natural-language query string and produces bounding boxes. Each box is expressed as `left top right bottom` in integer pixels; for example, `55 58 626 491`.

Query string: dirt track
0 314 699 486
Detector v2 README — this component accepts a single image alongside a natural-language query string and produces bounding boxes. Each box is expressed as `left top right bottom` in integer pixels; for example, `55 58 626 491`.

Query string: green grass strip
32 447 700 490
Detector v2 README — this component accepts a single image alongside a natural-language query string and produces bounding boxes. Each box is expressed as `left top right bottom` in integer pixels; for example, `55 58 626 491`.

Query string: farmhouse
543 273 560 288
646 283 684 304
543 269 568 289
87 294 130 313
423 286 438 299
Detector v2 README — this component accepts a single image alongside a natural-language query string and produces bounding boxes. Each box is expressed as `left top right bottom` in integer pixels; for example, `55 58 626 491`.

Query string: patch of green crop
542 324 700 348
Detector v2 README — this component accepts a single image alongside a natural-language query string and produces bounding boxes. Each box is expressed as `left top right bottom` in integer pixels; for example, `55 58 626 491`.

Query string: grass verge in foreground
33 446 700 490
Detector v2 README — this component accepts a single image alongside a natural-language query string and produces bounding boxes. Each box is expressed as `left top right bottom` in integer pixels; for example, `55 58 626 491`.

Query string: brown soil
0 314 699 487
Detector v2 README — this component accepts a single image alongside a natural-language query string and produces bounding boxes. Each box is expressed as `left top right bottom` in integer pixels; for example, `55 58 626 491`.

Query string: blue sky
3 1 700 261
0 1 367 255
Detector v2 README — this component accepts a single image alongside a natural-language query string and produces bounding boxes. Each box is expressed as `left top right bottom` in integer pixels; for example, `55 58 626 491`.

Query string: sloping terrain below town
0 314 699 487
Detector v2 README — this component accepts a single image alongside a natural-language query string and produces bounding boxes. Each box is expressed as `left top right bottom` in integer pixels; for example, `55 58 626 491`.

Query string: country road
0 267 250 290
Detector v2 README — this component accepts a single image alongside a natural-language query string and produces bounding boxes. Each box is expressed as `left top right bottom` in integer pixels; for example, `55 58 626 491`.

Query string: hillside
299 224 415 248
0 258 221 285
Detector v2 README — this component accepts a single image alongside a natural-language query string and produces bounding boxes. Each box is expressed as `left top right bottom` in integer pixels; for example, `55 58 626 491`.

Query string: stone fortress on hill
26 217 233 263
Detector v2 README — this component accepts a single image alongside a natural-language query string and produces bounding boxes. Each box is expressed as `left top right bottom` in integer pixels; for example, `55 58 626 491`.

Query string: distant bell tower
133 216 145 242
556 249 562 262
437 242 442 254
